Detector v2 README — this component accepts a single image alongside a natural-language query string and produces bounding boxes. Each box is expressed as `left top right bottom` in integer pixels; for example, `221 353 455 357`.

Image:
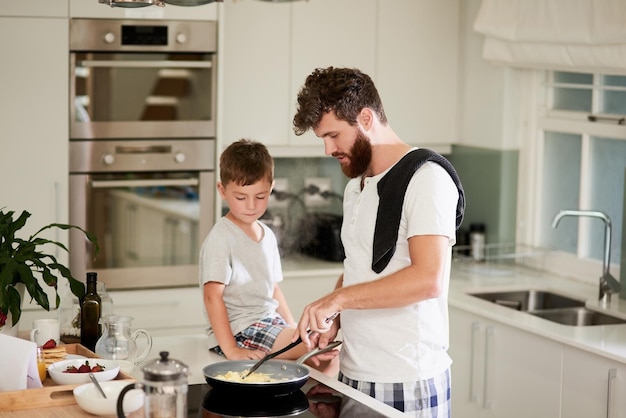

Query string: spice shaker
469 223 486 262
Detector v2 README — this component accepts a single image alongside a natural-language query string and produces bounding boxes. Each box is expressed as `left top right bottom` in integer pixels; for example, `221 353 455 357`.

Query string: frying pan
202 340 342 396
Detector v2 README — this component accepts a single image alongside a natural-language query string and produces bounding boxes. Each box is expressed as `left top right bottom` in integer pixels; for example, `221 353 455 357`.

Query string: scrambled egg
214 370 284 383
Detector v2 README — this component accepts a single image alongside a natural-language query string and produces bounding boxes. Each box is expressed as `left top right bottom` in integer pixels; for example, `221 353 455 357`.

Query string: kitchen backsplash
448 145 519 247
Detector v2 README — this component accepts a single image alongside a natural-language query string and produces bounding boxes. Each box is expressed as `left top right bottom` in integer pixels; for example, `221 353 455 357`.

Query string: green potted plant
0 208 99 333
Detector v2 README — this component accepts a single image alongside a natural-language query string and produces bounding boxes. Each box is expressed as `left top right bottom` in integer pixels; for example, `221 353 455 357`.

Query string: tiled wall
447 145 519 246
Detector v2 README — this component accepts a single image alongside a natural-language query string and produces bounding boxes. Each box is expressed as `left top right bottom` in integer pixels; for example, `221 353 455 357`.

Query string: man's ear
357 108 374 130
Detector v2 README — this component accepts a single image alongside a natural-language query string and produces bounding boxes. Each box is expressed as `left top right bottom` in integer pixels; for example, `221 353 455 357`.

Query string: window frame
516 70 624 285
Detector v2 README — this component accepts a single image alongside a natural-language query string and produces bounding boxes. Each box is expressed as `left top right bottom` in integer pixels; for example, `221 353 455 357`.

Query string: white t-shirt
340 156 458 383
199 217 283 348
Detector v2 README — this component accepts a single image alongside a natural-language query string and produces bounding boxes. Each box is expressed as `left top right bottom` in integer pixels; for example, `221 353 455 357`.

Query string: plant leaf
15 263 49 310
0 208 97 325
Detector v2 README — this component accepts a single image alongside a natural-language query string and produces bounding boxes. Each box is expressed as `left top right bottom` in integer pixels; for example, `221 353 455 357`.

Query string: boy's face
217 179 274 226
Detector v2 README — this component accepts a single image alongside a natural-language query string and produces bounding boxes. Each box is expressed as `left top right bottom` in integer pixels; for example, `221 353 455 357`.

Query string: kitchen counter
5 261 626 416
0 336 402 417
450 261 626 363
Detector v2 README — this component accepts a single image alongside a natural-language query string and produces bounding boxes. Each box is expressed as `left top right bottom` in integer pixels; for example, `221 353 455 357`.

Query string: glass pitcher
95 315 152 374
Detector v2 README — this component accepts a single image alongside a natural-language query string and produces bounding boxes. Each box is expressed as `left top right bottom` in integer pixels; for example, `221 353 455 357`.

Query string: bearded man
291 67 465 417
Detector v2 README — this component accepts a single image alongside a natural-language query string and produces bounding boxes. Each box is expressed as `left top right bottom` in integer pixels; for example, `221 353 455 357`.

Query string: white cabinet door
279 273 338 322
0 0 67 17
0 16 69 315
220 0 291 149
562 346 626 418
0 17 68 231
0 17 68 248
449 307 562 418
220 0 376 154
376 0 459 150
109 287 206 337
289 0 378 147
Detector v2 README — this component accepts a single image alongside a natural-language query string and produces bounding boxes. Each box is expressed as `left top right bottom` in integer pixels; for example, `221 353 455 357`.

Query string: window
533 71 626 279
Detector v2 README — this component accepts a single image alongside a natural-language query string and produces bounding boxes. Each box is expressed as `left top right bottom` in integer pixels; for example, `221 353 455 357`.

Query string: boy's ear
217 181 226 198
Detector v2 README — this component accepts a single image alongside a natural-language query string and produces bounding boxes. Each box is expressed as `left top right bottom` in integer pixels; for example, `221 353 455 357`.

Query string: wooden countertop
0 404 143 418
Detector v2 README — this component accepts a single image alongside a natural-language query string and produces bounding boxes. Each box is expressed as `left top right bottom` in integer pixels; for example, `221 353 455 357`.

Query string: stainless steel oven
68 18 218 290
69 140 215 290
70 18 217 139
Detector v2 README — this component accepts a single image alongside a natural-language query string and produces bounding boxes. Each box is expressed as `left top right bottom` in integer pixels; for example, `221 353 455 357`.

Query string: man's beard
335 130 372 178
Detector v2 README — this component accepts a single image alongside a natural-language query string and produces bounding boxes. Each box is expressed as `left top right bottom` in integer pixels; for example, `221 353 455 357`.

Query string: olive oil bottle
80 272 101 351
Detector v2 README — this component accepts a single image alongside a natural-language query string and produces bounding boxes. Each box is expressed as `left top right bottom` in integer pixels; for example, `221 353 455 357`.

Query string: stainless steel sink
469 289 585 312
530 307 626 326
468 289 626 326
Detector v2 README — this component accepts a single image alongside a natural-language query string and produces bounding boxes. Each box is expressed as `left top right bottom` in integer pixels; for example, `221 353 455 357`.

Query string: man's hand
304 330 341 367
294 293 342 347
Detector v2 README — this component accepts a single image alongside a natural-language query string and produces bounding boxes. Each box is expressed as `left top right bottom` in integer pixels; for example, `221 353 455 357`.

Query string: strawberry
78 363 91 373
91 364 106 373
42 339 56 349
64 365 79 373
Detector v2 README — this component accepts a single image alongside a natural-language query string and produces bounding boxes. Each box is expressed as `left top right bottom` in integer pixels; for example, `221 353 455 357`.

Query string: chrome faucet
551 210 621 305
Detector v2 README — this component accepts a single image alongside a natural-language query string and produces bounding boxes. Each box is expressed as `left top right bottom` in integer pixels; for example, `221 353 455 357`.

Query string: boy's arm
273 284 296 327
204 281 264 360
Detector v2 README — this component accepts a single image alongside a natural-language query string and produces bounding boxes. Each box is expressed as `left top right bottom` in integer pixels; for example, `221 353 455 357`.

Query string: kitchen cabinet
280 272 339 322
221 0 376 156
376 0 459 151
288 0 377 147
0 0 67 17
0 16 68 233
106 266 339 337
220 0 292 151
449 307 562 418
0 16 69 316
220 0 458 156
562 346 626 418
109 287 206 337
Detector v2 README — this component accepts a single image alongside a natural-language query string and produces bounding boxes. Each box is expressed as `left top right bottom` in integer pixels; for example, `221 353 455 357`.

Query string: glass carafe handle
132 328 152 365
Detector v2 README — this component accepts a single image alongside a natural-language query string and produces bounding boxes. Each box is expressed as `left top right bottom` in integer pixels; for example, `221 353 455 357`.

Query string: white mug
30 318 60 347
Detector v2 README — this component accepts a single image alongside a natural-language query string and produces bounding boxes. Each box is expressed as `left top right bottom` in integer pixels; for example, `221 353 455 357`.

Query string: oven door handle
91 178 199 188
78 60 212 69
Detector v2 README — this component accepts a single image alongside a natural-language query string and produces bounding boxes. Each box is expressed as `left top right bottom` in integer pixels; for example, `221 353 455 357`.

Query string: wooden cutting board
0 343 135 411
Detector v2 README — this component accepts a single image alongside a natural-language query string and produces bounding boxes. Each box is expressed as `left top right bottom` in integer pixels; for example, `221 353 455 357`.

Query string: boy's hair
293 66 387 136
219 139 274 186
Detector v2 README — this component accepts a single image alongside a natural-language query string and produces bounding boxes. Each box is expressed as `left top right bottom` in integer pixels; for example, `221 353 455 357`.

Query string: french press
117 351 189 418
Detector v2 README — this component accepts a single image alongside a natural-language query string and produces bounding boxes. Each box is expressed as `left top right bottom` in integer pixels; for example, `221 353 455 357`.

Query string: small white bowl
74 380 144 416
48 358 120 385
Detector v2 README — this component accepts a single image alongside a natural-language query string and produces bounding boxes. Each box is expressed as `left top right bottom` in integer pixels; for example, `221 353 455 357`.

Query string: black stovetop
188 378 388 417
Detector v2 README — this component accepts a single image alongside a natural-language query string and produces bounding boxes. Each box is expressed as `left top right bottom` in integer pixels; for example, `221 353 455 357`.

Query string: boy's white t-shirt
199 217 283 348
340 158 458 383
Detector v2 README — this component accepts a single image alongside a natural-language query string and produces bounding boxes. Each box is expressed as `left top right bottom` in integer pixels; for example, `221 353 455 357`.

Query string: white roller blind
473 0 626 75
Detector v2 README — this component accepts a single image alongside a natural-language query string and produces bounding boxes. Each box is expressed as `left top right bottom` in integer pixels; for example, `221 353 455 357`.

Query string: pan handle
295 340 342 365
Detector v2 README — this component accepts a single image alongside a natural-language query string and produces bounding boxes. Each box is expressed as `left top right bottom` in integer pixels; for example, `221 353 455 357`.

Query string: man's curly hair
293 67 387 136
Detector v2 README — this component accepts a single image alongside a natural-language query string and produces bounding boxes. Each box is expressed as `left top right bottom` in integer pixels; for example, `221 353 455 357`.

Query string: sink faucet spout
551 210 620 304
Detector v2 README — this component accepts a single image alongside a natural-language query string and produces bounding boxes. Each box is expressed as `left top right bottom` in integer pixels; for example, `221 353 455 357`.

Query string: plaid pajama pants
339 368 451 417
211 315 288 356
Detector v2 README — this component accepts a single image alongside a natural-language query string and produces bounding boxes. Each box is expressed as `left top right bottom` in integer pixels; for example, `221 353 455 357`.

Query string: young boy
199 139 338 369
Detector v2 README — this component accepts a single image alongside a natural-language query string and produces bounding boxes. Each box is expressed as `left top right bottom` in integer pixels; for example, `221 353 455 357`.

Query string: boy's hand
223 346 265 360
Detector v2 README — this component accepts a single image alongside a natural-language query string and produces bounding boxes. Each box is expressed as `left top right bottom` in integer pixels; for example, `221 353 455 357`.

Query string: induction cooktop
188 378 389 417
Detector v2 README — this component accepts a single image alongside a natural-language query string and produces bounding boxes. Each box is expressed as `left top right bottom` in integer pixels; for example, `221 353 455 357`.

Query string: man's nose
322 138 336 156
